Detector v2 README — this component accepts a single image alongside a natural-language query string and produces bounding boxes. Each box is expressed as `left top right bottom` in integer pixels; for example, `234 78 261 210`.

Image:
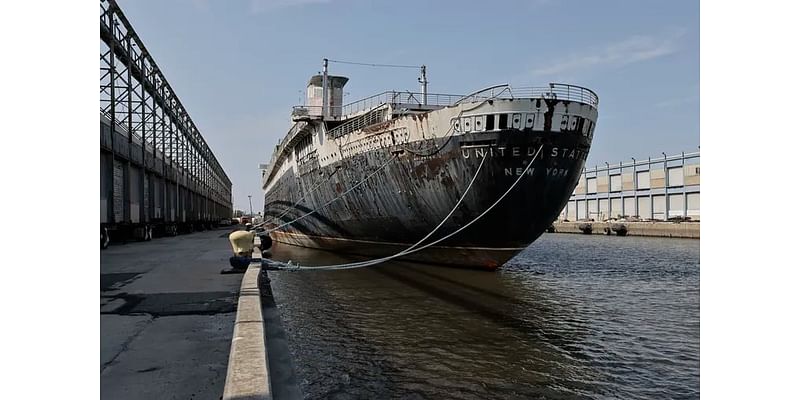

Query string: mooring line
260 154 398 233
400 89 506 157
255 88 515 251
266 166 341 225
263 144 544 271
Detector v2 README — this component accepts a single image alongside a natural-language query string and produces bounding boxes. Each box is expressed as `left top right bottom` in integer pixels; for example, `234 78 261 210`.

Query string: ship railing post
419 65 428 105
322 58 329 120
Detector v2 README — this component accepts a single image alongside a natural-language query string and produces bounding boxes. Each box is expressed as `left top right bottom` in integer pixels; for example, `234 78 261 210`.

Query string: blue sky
117 0 699 212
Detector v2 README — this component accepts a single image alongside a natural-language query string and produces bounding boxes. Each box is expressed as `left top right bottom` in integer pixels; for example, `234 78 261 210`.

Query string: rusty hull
264 127 590 269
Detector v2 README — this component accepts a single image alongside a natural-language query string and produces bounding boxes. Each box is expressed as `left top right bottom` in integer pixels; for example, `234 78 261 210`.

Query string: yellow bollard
229 230 255 257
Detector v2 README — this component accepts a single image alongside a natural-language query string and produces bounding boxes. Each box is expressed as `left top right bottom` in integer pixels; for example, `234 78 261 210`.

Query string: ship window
513 114 521 129
498 114 508 129
485 114 495 130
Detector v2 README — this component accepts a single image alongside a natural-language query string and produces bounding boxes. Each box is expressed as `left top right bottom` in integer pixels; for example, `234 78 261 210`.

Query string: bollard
257 233 272 249
228 230 255 270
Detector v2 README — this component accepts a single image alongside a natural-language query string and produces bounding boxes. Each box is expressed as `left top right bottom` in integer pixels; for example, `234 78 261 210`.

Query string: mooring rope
263 144 544 271
399 90 505 157
254 88 508 235
266 166 341 225
260 154 398 233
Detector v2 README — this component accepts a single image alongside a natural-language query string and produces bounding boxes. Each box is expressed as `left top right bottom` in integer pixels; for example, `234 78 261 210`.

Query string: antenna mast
326 59 427 104
419 65 428 105
322 58 329 120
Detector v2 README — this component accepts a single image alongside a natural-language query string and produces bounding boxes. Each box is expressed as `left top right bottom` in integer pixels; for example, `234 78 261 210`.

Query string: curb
222 237 271 400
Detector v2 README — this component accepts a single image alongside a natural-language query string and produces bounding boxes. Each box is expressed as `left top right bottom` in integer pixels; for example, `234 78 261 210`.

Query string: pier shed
560 151 700 221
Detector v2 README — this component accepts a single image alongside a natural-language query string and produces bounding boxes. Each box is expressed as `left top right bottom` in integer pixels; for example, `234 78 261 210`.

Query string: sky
117 0 699 213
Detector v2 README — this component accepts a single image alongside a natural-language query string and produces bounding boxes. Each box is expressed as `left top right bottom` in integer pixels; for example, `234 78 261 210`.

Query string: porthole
525 115 535 129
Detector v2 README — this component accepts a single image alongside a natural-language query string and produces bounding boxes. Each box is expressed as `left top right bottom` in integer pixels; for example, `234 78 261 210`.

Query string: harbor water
265 233 699 399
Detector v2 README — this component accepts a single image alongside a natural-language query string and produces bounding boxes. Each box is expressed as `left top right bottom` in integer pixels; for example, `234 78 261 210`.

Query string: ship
261 59 598 270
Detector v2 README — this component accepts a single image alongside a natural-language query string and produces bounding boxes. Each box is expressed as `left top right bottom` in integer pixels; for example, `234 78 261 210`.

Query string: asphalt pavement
100 226 243 400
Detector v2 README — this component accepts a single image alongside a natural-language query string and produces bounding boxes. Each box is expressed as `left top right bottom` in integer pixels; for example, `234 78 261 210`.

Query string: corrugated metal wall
129 166 141 223
101 113 233 226
101 153 110 224
113 159 124 222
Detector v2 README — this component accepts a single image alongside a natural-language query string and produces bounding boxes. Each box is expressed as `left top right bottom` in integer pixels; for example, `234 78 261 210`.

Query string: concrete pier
552 221 700 238
222 238 272 400
100 228 244 400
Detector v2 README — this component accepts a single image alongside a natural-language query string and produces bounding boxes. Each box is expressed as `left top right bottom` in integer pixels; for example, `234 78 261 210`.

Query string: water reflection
266 234 699 399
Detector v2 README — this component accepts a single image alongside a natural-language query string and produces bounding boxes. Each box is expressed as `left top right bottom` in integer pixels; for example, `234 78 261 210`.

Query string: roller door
610 198 623 219
587 199 597 220
599 199 609 220
153 176 163 219
637 171 650 189
653 195 666 220
669 194 685 218
624 197 635 218
638 197 651 219
129 167 141 223
101 153 110 224
113 159 124 223
143 173 150 222
668 167 684 187
687 193 700 219
610 175 622 192
587 177 597 194
578 200 587 220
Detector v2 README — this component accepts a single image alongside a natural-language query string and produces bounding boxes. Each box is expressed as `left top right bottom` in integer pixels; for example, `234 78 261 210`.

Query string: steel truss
100 0 232 224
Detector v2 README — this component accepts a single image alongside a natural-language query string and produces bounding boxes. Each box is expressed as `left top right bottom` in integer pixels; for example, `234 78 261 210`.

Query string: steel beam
100 0 232 221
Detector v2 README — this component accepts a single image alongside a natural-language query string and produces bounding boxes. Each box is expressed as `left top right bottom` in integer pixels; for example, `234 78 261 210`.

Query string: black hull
264 128 590 269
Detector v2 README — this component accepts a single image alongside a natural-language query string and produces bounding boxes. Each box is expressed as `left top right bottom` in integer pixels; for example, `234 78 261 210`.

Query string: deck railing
328 108 388 139
291 91 465 121
456 83 599 108
292 83 598 121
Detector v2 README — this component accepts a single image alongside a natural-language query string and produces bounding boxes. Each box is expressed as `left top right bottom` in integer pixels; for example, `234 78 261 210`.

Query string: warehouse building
560 151 700 221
